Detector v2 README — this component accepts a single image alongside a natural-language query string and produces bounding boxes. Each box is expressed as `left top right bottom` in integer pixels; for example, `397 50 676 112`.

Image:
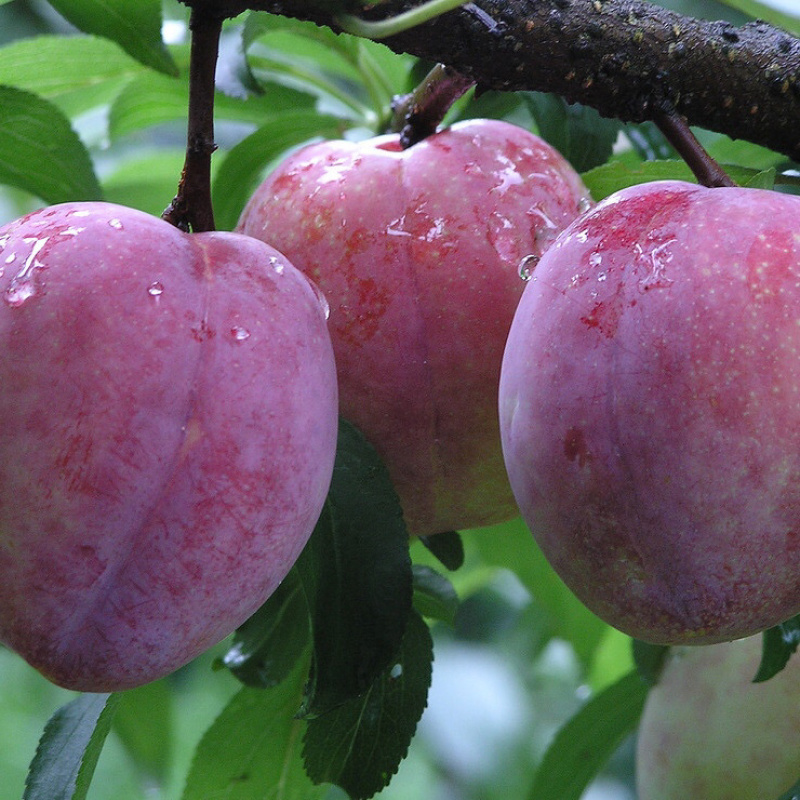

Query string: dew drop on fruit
518 254 539 281
577 196 592 214
147 281 164 298
4 278 36 307
269 255 285 275
589 253 603 268
108 218 123 230
230 325 251 342
309 281 331 320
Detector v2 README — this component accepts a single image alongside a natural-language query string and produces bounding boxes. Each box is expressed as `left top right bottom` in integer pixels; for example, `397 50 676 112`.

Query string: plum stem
162 8 223 232
654 109 737 189
390 63 475 147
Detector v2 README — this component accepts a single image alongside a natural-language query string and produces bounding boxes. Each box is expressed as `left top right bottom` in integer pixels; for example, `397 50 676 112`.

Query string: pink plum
238 118 590 536
499 180 800 643
0 202 338 691
637 636 800 799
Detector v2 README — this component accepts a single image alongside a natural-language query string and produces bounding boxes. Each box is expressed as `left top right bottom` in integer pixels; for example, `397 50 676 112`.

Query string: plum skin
0 202 338 691
499 180 800 644
238 118 590 537
636 636 800 799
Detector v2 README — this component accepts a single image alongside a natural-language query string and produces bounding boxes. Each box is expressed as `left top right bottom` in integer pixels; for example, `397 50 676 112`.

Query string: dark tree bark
210 0 800 162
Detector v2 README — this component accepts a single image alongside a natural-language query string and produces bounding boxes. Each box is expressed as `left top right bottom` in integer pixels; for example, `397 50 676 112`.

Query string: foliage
1 1 800 799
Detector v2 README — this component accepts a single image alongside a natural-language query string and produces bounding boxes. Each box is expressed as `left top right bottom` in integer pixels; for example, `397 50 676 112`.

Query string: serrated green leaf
522 92 621 173
46 0 177 75
527 671 648 800
418 530 465 571
632 640 670 686
213 111 343 231
303 610 433 800
296 418 413 717
221 569 311 689
412 564 459 625
182 654 323 800
113 680 172 784
0 35 143 118
472 518 607 665
754 616 800 683
0 86 102 203
24 693 121 800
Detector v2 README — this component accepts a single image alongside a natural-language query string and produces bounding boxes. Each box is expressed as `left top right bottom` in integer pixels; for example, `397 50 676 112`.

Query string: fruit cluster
3 117 800 692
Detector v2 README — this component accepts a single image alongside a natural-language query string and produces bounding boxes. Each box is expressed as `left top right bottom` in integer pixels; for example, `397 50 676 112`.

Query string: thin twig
162 8 223 232
653 109 737 188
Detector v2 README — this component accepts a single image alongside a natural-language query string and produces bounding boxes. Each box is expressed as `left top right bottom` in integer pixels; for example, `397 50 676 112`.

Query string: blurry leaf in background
303 610 433 800
24 693 121 800
412 565 460 626
0 86 102 204
113 680 173 786
45 0 177 75
528 671 648 800
632 640 671 687
102 150 188 217
181 654 323 800
0 35 144 118
472 518 608 666
718 0 800 33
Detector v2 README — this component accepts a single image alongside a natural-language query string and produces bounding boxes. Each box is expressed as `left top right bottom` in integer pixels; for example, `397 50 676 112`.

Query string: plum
499 180 800 643
637 636 800 799
238 118 590 536
0 202 338 691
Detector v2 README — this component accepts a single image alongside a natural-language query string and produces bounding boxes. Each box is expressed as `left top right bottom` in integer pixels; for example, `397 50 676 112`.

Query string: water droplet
0 234 10 251
577 196 593 214
147 281 164 298
518 253 539 281
390 663 403 679
597 272 607 282
268 255 285 275
108 218 123 230
4 278 36 307
230 325 250 342
5 252 16 264
69 209 91 218
309 282 330 320
589 253 603 268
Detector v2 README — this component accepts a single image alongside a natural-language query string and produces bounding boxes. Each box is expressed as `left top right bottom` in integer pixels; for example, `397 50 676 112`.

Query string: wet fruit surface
0 202 338 690
239 119 590 536
500 180 800 643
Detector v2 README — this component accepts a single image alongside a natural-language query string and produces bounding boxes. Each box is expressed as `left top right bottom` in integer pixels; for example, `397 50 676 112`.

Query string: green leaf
527 671 648 800
296 418 413 717
24 693 121 800
777 777 800 800
0 86 102 203
45 0 177 75
632 640 670 686
102 150 187 217
221 568 311 689
412 564 459 625
182 654 324 800
581 158 786 201
754 616 800 683
418 530 465 571
717 0 800 34
212 110 343 232
472 518 608 665
113 680 172 784
303 610 433 800
622 120 676 162
0 35 143 118
522 92 622 173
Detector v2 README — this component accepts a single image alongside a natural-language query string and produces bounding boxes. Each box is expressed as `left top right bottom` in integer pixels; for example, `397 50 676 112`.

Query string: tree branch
244 0 800 162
